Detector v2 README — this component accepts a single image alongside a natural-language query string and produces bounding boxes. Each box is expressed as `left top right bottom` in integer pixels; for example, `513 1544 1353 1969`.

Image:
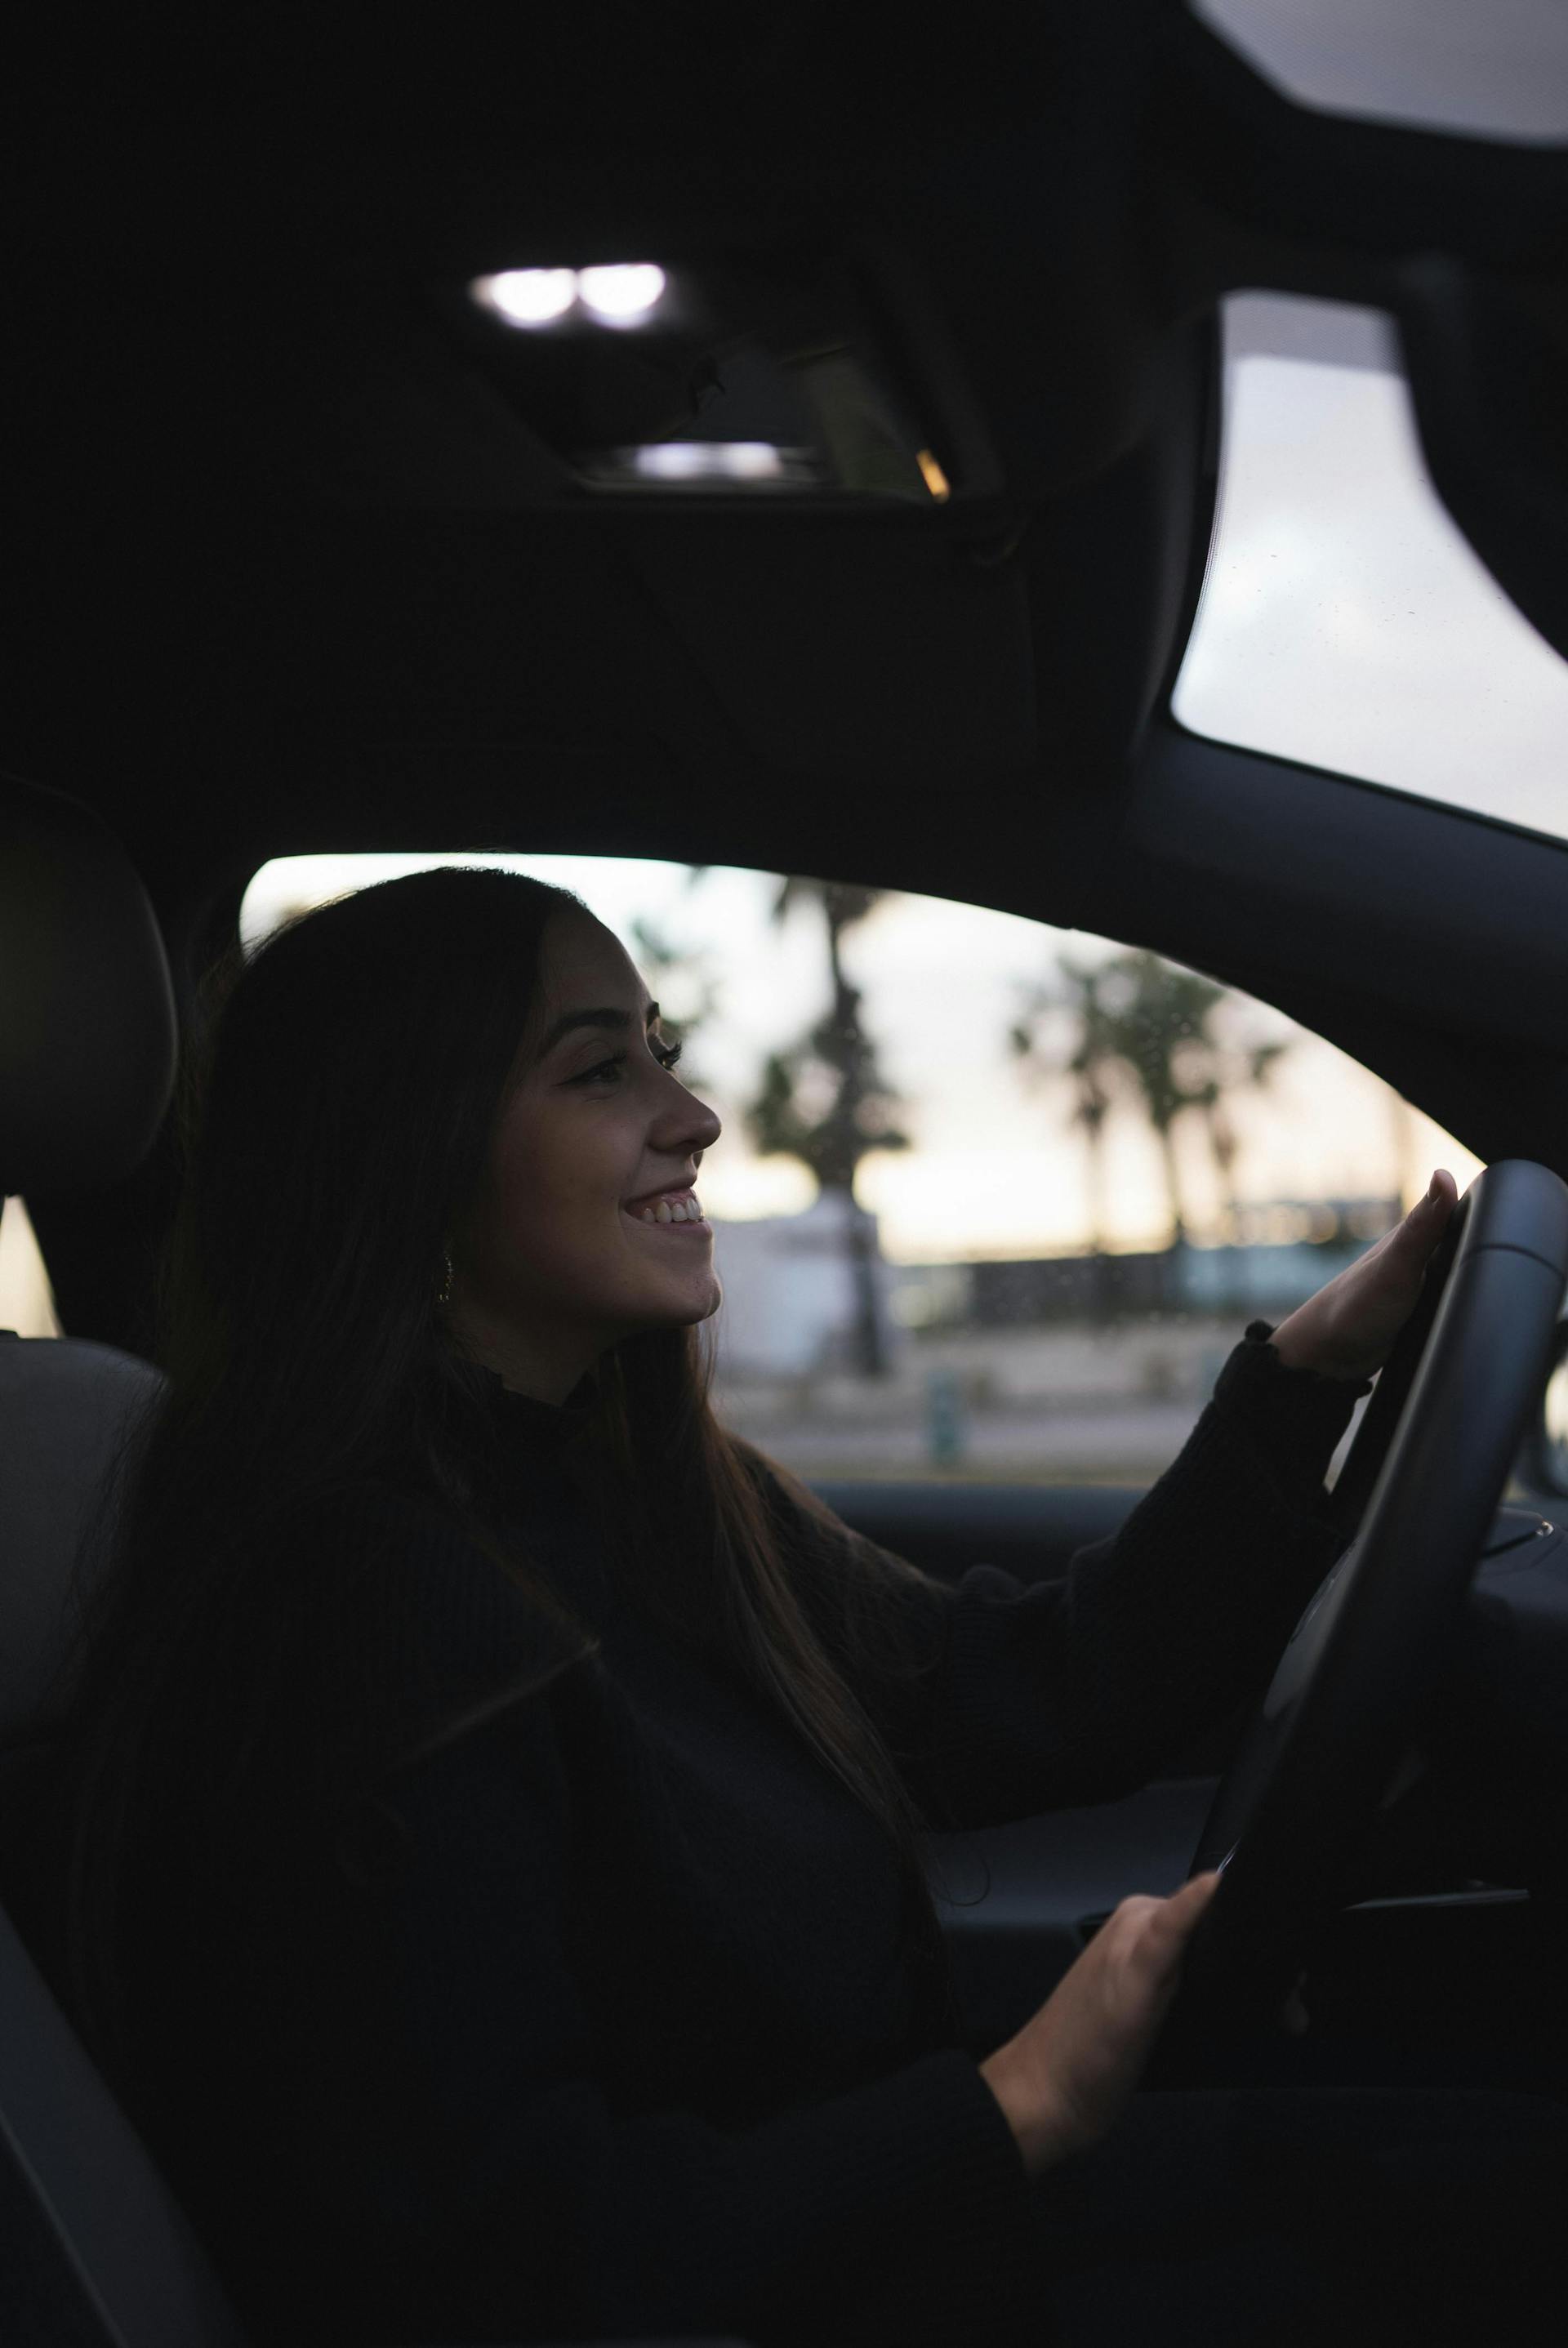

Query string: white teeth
641 1209 655 1223
656 1201 673 1223
635 1194 705 1223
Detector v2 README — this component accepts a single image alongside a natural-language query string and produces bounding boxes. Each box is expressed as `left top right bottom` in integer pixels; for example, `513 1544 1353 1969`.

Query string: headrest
0 772 177 1199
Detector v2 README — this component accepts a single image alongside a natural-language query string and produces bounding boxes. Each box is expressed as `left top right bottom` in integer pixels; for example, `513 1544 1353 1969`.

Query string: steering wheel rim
1168 1157 1568 2042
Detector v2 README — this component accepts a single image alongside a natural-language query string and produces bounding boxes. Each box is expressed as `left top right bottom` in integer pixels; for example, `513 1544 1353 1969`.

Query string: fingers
1143 1878 1307 2035
1407 1169 1456 1250
1123 1873 1222 1969
1169 1872 1222 1944
1174 1870 1223 1905
1149 1872 1222 1928
1117 1873 1219 1924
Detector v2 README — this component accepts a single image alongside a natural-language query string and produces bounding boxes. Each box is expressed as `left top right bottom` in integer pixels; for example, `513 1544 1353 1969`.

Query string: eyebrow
538 1000 660 1056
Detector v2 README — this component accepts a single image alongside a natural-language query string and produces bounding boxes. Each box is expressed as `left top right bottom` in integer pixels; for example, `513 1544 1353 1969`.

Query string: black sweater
109 1324 1368 2348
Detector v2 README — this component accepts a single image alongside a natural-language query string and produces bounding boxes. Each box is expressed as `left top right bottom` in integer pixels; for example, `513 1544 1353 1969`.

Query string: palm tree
1196 1042 1290 1240
744 877 909 1376
1101 953 1230 1245
1012 954 1120 1311
1013 947 1294 1260
627 910 719 1089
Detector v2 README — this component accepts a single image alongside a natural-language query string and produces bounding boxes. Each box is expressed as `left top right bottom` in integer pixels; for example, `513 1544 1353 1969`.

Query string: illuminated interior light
470 269 577 326
915 448 951 501
575 264 667 322
630 443 786 480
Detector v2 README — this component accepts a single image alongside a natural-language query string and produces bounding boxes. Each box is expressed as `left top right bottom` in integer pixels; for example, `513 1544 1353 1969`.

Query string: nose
653 1080 721 1157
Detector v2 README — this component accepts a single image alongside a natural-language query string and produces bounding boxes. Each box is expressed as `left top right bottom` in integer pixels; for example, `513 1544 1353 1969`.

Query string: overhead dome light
466 263 668 332
631 443 787 480
574 442 826 492
575 263 666 323
448 233 991 503
470 268 578 327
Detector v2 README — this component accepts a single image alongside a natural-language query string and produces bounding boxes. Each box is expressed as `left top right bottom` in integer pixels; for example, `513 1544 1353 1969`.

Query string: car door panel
810 1479 1254 1780
813 1479 1278 2047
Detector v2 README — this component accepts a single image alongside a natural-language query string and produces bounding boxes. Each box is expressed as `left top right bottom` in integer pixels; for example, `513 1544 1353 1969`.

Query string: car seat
0 768 747 2346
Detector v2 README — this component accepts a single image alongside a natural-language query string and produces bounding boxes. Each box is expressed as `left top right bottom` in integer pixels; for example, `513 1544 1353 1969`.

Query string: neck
479 1356 590 1408
445 1281 618 1406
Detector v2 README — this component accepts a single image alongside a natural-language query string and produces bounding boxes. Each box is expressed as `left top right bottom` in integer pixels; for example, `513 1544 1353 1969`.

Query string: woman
37 867 1566 2346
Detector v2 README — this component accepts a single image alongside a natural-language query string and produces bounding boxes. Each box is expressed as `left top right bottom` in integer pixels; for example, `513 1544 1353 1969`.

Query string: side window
243 854 1481 1489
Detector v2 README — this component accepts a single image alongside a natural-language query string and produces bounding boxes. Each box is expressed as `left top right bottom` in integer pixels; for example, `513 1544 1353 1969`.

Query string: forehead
537 908 647 1007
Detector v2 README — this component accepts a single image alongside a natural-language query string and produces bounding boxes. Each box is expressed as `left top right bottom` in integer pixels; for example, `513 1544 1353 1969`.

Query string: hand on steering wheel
1161 1161 1568 2062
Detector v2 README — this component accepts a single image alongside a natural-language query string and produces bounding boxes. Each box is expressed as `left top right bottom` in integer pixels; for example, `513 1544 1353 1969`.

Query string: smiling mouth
625 1189 708 1229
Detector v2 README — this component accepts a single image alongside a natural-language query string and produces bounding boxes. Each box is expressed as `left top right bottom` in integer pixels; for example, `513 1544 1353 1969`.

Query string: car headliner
5 5 1568 1347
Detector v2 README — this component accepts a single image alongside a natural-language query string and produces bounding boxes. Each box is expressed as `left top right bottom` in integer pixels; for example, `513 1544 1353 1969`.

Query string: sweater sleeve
763 1323 1373 1832
210 1485 1045 2348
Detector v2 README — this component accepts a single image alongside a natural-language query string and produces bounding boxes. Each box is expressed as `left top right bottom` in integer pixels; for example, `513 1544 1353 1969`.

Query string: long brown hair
47 865 960 2101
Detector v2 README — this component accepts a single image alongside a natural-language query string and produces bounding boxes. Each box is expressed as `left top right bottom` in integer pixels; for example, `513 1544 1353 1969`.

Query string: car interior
4 6 1568 2342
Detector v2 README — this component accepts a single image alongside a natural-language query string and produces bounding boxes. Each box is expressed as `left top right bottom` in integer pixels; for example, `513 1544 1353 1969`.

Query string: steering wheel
1162 1157 1568 2052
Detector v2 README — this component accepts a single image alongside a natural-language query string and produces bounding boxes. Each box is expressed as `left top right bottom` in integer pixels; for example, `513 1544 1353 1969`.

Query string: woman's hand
978 1872 1222 2176
1267 1169 1459 1383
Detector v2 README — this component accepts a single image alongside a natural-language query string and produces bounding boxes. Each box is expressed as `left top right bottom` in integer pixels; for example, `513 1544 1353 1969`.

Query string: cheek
492 1114 633 1242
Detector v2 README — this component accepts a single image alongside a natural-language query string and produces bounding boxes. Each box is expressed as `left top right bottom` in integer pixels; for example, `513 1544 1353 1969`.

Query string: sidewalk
713 1315 1370 1485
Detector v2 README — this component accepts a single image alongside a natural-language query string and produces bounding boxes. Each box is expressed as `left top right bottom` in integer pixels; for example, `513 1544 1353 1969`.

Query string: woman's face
448 907 723 1401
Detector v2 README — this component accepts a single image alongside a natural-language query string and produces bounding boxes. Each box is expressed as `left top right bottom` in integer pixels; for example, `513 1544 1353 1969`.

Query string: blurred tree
744 877 909 1376
1102 954 1224 1245
1010 953 1120 1315
1191 1036 1290 1241
1011 952 1118 1252
1012 948 1293 1258
627 902 719 1093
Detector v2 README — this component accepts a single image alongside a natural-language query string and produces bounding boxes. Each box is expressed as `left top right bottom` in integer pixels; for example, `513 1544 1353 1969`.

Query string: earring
436 1250 453 1308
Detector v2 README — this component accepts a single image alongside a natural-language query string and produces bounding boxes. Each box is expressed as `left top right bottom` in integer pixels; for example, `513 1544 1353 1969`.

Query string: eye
565 1036 681 1088
568 1054 627 1086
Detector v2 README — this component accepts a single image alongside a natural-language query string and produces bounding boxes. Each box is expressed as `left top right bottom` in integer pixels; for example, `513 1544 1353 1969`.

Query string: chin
612 1273 720 1337
662 1272 722 1328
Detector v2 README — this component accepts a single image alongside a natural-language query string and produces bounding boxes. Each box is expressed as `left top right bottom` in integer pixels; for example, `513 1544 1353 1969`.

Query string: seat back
0 764 252 2344
0 1891 249 2348
0 1329 250 2348
0 1329 163 1738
